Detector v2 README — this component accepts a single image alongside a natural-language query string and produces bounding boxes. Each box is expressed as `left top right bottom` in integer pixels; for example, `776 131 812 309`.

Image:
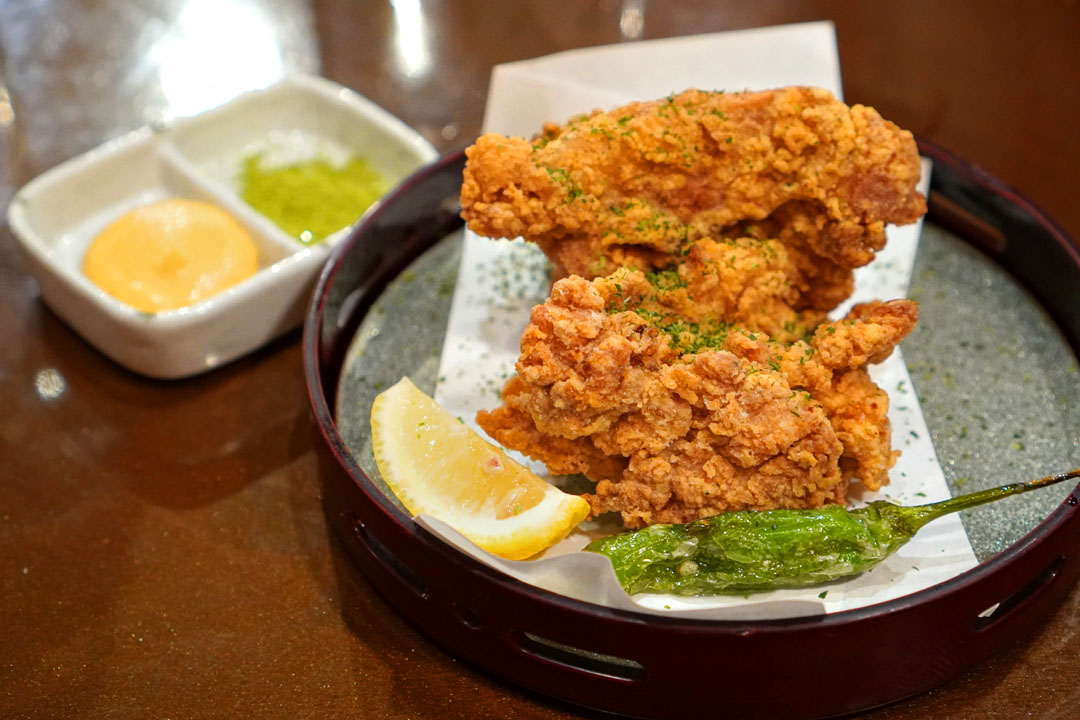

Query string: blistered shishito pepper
586 469 1080 596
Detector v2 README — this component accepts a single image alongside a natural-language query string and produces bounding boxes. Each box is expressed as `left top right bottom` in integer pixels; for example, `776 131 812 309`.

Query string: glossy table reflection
2 2 1079 718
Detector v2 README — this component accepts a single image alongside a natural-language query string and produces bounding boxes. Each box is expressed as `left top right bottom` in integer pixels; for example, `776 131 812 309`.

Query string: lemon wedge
370 377 590 560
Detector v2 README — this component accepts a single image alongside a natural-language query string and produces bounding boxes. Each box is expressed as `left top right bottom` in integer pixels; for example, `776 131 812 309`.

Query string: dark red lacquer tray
303 141 1080 720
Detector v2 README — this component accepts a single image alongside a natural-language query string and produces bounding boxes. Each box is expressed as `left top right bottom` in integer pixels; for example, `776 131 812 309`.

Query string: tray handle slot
512 630 645 682
971 554 1065 633
351 515 431 601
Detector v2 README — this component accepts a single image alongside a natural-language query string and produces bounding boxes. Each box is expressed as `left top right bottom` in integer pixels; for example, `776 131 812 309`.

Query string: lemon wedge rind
370 377 589 561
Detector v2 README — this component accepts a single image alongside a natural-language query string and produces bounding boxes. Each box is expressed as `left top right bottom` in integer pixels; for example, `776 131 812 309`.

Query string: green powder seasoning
240 153 387 245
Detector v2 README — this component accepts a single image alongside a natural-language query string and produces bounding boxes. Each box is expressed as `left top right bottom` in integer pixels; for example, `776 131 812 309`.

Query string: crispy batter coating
461 86 926 297
624 236 826 343
476 272 918 528
464 86 926 528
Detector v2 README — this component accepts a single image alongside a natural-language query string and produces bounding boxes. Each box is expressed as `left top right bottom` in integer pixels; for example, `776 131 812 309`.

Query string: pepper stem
904 468 1080 530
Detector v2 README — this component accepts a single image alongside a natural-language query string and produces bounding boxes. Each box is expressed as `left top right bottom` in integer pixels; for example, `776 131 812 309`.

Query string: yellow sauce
83 198 258 313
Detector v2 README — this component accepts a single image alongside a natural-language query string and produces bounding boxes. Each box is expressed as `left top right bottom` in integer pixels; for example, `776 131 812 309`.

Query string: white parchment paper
428 23 976 619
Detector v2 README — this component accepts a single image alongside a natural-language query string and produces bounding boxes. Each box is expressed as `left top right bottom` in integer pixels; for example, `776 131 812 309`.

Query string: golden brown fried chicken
461 86 925 315
464 86 927 528
477 271 918 528
623 236 826 343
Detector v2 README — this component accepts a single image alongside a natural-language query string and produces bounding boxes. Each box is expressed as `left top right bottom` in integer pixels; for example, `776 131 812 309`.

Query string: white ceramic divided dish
7 75 438 379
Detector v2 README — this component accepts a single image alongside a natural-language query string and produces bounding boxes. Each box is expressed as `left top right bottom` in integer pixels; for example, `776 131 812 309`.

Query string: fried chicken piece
727 202 858 312
476 272 918 528
815 369 895 492
461 87 926 292
770 298 918 490
623 236 827 343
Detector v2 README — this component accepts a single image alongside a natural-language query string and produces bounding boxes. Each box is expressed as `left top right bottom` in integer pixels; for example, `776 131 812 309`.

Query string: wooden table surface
2 2 1078 718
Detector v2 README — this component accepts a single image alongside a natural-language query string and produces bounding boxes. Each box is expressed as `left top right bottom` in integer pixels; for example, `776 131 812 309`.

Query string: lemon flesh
370 377 590 560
